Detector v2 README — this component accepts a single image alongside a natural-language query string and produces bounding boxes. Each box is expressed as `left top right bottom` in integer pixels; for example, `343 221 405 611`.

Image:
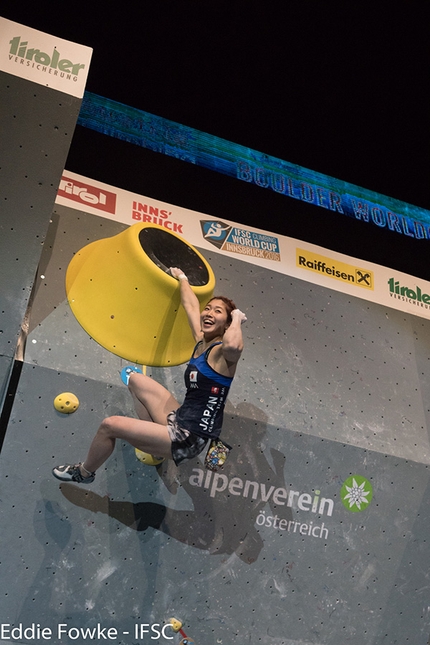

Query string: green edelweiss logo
341 475 373 512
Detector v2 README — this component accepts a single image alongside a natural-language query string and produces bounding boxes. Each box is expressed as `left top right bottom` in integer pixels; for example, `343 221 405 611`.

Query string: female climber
52 267 246 483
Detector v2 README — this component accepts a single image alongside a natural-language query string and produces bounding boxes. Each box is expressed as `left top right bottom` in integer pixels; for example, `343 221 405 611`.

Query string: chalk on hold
135 449 165 466
179 638 195 645
54 392 79 414
168 618 183 633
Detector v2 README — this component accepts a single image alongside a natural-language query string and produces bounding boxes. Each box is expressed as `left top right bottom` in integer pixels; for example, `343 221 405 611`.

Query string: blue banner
78 92 430 241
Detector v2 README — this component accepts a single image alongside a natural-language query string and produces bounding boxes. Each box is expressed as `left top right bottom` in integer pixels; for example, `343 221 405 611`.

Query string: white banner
0 17 92 98
56 170 430 321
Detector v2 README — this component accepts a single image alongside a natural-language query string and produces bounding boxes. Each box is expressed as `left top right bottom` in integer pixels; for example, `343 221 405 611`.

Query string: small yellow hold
54 392 79 414
135 449 165 466
168 618 183 633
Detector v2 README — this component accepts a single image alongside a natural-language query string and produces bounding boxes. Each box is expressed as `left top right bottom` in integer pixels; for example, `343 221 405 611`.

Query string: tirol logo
58 177 117 214
201 220 280 261
341 475 373 512
388 277 430 310
8 36 86 77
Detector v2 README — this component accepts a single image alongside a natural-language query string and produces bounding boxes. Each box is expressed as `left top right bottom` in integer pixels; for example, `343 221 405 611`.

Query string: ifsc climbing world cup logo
200 219 281 261
200 220 232 249
341 475 373 512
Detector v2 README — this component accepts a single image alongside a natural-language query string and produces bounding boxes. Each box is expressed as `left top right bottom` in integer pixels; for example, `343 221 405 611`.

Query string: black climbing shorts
167 410 208 466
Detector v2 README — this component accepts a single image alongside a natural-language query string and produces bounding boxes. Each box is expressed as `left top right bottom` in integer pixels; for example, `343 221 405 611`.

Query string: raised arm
170 267 203 342
221 308 247 365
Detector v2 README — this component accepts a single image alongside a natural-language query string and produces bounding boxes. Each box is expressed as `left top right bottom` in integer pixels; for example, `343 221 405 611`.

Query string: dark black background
3 3 429 278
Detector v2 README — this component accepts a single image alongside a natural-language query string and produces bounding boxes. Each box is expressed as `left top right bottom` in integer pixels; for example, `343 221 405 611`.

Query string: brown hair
207 296 237 324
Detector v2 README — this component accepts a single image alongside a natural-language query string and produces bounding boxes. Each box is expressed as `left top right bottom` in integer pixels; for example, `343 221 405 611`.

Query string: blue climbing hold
120 365 143 385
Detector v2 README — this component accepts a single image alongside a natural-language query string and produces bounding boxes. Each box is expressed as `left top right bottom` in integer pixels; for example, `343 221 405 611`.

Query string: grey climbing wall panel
0 69 82 411
0 205 429 644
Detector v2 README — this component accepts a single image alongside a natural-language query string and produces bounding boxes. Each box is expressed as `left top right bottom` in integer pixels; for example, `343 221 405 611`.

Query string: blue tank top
175 341 233 439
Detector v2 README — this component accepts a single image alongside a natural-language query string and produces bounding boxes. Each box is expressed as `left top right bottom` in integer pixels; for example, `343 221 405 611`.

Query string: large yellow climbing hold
54 392 79 414
65 223 215 367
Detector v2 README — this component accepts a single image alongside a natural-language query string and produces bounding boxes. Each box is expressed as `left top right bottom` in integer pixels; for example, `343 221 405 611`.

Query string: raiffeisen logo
8 36 86 78
297 248 374 290
388 277 430 310
58 177 117 214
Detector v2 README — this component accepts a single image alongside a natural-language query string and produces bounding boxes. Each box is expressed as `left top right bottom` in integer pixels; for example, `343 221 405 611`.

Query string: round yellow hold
135 449 165 466
54 392 79 414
